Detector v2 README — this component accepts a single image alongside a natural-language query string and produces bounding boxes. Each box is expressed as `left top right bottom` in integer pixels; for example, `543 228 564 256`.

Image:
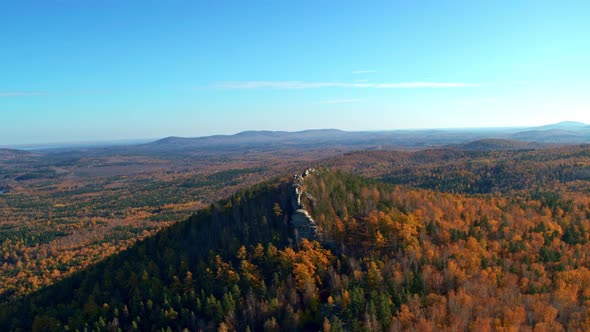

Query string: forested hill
323 145 590 195
0 178 296 331
4 170 590 330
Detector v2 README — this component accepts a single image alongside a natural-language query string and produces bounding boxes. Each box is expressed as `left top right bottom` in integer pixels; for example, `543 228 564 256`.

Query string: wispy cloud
319 98 363 104
216 81 477 90
352 70 377 74
0 92 45 97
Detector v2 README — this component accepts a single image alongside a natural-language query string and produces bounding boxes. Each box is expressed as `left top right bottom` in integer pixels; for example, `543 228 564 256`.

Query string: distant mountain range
139 121 590 153
148 129 349 148
511 121 590 143
138 129 483 154
9 121 590 155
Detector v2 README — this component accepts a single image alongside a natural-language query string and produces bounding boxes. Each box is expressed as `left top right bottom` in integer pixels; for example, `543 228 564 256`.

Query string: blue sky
1 0 589 145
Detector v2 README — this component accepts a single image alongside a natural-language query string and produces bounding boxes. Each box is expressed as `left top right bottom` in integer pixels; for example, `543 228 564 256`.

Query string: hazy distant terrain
6 121 588 156
0 121 589 303
133 122 590 154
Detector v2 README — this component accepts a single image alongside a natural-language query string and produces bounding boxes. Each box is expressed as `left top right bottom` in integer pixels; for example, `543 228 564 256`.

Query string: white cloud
319 99 363 104
0 92 45 97
216 81 477 90
352 70 377 74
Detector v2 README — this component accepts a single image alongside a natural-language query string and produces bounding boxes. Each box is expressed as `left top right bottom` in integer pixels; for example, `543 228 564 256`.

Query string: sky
1 0 589 145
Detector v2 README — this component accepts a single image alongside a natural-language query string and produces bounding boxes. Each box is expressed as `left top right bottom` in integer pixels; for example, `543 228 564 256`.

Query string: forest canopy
3 162 590 331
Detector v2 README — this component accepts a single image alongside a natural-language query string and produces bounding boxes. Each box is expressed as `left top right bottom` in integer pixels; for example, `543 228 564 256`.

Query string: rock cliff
289 168 318 242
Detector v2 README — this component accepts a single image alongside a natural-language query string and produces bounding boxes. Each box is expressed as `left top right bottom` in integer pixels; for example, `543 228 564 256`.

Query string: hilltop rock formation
289 168 318 242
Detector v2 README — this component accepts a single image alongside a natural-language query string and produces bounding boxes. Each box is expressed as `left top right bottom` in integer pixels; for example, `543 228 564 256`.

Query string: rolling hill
136 128 494 153
510 129 588 143
3 168 590 330
453 138 551 150
537 121 588 130
322 144 590 194
0 149 34 160
137 122 590 155
6 121 589 158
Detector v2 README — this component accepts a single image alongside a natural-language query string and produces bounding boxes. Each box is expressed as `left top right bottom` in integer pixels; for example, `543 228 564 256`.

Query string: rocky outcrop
290 168 318 242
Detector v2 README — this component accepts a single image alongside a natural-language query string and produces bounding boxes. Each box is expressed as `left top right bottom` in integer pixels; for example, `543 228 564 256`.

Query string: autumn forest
2 141 590 331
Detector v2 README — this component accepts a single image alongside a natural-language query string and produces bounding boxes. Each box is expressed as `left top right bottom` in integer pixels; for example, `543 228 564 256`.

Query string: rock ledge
290 168 318 242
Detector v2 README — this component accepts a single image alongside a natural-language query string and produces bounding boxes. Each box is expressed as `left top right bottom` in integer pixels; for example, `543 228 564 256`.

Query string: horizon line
2 121 586 149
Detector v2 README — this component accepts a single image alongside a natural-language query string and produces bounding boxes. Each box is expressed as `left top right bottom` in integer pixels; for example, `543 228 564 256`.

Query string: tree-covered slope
3 170 590 331
0 179 296 331
324 145 590 195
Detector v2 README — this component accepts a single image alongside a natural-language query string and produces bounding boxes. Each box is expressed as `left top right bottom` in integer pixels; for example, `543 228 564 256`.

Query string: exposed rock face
290 168 318 242
291 209 317 241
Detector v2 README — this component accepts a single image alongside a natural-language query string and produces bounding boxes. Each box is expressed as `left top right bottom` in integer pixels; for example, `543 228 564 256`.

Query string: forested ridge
3 160 590 330
324 145 590 195
0 151 293 300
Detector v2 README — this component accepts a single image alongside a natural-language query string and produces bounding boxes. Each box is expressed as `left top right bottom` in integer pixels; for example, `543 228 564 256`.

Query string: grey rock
289 168 320 243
